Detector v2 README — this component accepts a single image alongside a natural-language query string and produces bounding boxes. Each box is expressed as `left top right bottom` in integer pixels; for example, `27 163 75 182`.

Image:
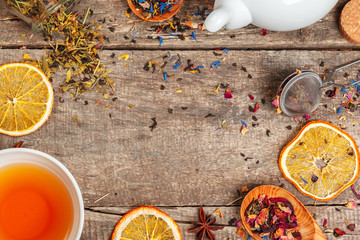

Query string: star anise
187 206 225 240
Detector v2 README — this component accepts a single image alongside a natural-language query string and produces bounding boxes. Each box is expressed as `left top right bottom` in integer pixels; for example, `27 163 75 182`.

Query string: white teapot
204 0 338 32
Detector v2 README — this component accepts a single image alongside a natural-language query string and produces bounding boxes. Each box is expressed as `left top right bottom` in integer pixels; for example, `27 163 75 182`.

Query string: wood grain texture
0 0 358 50
1 49 360 206
240 185 326 240
84 206 360 240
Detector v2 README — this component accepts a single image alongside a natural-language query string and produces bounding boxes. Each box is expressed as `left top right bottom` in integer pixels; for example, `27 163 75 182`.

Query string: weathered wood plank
83 206 360 240
0 0 358 50
1 49 360 209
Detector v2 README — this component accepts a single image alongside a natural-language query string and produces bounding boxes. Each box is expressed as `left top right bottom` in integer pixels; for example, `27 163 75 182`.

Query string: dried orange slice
112 206 182 240
279 121 360 201
0 63 53 136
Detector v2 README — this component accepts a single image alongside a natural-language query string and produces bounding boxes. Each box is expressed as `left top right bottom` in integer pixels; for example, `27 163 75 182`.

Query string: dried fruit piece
0 63 54 136
279 121 360 201
112 206 181 240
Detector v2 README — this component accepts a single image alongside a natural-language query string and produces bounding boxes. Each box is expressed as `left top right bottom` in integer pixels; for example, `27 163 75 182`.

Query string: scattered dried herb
188 206 224 240
12 141 24 148
253 103 260 113
311 174 318 183
39 7 114 98
224 89 233 99
245 194 302 240
333 228 346 237
322 219 327 228
266 129 271 137
205 113 215 118
347 223 355 231
149 117 157 131
345 201 358 209
351 184 360 199
5 0 72 22
131 0 180 19
262 28 267 36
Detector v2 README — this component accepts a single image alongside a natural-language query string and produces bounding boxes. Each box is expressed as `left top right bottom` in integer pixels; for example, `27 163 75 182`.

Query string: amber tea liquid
0 163 74 240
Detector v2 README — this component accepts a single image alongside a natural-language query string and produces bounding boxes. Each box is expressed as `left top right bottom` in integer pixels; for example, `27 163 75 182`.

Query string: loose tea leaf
245 194 302 240
39 7 114 98
131 0 180 19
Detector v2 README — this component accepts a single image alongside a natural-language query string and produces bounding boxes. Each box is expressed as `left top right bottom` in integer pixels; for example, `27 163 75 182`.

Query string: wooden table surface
1 0 360 239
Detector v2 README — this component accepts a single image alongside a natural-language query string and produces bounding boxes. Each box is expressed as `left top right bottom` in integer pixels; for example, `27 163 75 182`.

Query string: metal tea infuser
277 59 360 117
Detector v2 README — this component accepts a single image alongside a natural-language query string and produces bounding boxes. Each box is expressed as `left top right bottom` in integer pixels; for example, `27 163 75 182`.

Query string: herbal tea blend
2 0 79 32
275 59 360 117
3 0 114 98
39 7 114 98
245 194 302 240
131 0 180 19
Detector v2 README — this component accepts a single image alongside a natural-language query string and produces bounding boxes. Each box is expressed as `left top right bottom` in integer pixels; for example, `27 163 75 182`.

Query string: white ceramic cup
0 148 84 240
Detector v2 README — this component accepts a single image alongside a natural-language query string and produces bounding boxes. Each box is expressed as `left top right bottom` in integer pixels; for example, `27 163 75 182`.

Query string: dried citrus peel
279 121 360 201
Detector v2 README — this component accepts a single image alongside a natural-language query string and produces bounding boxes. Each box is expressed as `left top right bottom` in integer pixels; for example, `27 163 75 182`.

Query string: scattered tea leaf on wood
35 7 114 98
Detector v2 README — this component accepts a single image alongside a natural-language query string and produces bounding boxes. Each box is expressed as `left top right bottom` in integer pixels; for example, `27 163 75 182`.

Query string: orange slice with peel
112 206 182 240
279 121 360 201
0 63 53 136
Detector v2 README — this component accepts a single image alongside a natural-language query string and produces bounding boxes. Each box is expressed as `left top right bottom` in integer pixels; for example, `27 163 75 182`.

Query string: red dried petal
269 197 290 203
322 219 328 229
262 28 267 36
224 89 233 99
249 94 254 100
253 103 260 113
333 227 346 237
351 184 360 200
347 223 355 231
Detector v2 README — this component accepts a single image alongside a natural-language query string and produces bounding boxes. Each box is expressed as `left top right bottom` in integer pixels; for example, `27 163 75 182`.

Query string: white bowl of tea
0 148 84 240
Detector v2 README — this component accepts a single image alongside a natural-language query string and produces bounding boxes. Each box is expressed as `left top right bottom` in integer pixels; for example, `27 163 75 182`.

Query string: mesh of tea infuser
280 72 323 116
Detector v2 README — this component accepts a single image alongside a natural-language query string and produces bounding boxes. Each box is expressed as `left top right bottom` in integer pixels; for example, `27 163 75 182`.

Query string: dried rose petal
253 103 260 113
322 219 328 229
345 201 358 209
262 28 267 36
347 223 355 231
246 194 301 240
351 184 360 200
249 94 254 100
333 228 346 237
224 89 233 99
269 198 289 203
272 98 280 108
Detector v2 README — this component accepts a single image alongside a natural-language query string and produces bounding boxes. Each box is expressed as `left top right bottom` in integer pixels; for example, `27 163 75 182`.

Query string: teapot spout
205 9 230 32
204 0 252 32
